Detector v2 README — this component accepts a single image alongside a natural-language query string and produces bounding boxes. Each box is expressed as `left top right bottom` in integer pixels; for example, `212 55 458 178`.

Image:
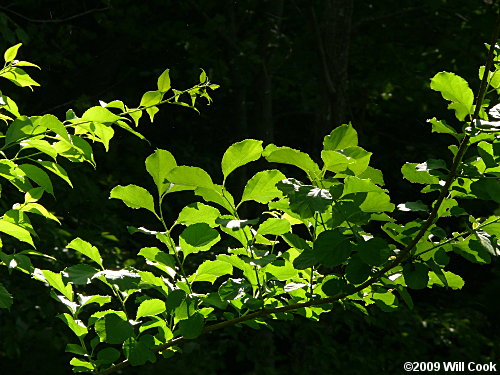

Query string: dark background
0 1 499 374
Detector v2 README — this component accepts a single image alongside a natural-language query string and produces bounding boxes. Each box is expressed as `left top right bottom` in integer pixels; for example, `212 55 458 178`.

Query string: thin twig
0 5 110 24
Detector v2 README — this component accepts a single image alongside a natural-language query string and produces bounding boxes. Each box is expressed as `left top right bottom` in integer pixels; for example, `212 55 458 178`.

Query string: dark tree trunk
310 0 353 144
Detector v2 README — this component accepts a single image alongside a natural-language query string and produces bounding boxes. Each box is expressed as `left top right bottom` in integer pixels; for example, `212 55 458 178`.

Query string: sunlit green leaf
167 166 215 190
136 299 166 319
177 202 220 227
190 260 232 283
430 72 473 121
323 123 358 150
221 139 263 180
145 149 177 196
4 43 22 63
179 223 220 256
82 106 121 124
240 169 285 205
67 238 103 267
110 184 156 214
157 69 171 92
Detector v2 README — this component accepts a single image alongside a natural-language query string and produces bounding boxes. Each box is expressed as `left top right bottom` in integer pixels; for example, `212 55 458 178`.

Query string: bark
310 0 353 143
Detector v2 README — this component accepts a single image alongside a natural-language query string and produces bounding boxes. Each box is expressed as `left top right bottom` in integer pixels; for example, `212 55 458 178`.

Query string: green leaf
177 202 220 228
322 277 349 296
140 90 163 107
157 69 171 92
146 106 159 122
79 295 112 308
221 139 263 180
123 336 156 366
97 347 121 365
195 185 235 212
372 291 399 312
18 202 60 223
2 67 40 89
19 164 53 195
36 160 73 187
277 178 332 218
178 312 204 339
430 72 474 121
167 166 215 190
428 271 464 289
64 264 99 285
218 278 250 300
115 119 148 141
69 357 94 371
4 43 22 63
190 260 233 283
401 162 441 185
264 260 297 280
428 117 458 138
199 69 207 83
257 218 291 235
323 124 358 150
453 236 491 264
97 269 141 291
240 169 285 205
0 283 13 309
179 223 220 256
58 313 88 337
77 121 114 151
95 313 134 344
138 247 177 279
129 109 143 126
342 176 385 195
40 269 73 301
397 200 429 212
263 145 321 181
338 147 372 175
110 184 156 214
0 218 34 246
145 149 177 196
356 192 395 213
38 114 71 143
67 238 103 267
321 150 352 173
403 263 429 290
82 106 121 124
20 139 58 160
65 344 86 355
357 237 390 266
345 255 371 284
313 229 353 267
136 299 166 319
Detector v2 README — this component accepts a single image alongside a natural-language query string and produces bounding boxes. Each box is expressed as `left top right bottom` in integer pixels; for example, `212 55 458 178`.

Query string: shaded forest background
0 0 499 374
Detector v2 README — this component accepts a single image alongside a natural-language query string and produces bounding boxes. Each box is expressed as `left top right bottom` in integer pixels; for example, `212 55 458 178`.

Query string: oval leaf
110 185 156 214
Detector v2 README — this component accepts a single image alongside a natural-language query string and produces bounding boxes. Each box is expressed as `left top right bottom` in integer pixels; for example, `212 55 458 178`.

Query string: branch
97 10 500 375
0 5 110 23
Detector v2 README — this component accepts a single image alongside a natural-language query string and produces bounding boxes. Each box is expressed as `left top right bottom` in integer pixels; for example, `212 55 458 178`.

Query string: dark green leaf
179 312 204 339
403 263 429 290
0 283 13 309
313 229 353 267
95 313 134 344
179 223 220 256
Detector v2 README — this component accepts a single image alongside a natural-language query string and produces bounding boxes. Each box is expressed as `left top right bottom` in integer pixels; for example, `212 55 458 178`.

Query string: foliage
1 32 500 374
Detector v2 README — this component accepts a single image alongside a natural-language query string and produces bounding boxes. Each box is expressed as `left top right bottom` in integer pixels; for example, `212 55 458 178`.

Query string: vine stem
97 11 500 375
